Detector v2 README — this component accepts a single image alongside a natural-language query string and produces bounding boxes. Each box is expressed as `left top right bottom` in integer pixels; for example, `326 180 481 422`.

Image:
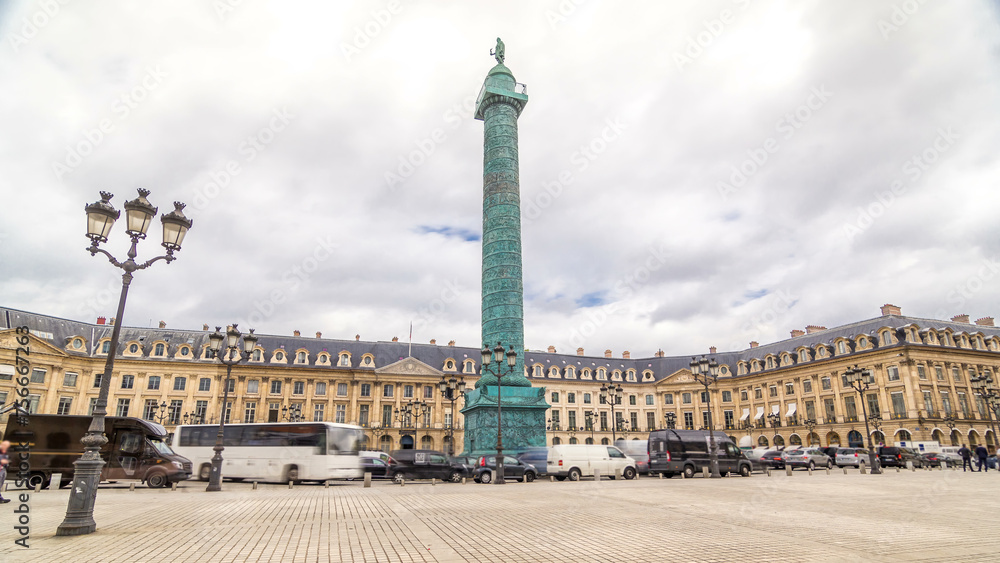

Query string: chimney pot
750 341 759 348
622 350 630 359
430 339 437 345
315 331 322 339
355 334 360 341
790 329 805 338
576 347 585 356
110 318 116 325
655 349 665 358
604 349 612 358
158 320 166 329
203 324 209 331
97 316 106 325
547 345 556 353
392 336 399 342
880 304 902 316
293 330 301 337
805 325 826 334
709 346 717 354
448 340 456 346
951 314 970 324
976 317 995 327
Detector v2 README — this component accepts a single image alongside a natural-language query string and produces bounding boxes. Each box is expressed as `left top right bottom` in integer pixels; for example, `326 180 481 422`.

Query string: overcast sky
2 0 999 358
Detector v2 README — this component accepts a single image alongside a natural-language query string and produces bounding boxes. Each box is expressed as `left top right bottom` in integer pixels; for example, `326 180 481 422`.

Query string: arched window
297 351 306 363
252 349 262 361
837 341 846 355
379 435 392 453
102 341 110 353
881 331 892 346
766 357 773 369
420 435 433 450
897 429 912 441
585 438 594 445
339 354 350 367
155 343 165 356
569 437 578 444
757 436 769 447
318 354 328 364
773 435 785 447
798 350 807 362
847 430 863 447
600 438 610 445
552 437 562 446
464 360 475 373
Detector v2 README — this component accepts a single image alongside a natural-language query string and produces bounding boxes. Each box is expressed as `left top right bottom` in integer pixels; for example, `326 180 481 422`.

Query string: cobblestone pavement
0 467 997 562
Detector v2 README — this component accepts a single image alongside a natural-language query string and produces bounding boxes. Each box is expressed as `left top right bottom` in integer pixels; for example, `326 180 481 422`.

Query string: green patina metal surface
460 386 549 456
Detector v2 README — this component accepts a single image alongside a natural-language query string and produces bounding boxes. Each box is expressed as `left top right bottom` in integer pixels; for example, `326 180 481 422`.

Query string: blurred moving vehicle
516 447 549 476
647 430 751 478
759 450 785 470
615 440 650 475
473 455 538 483
918 452 954 468
388 449 467 483
783 448 833 470
360 456 394 478
877 446 924 468
834 447 872 469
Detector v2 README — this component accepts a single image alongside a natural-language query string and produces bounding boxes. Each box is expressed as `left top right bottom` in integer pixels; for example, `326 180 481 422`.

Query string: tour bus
171 422 364 483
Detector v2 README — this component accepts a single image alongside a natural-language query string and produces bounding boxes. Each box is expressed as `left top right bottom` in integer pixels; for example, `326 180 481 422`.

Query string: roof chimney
392 336 399 342
97 316 106 325
750 341 759 348
315 331 322 339
203 324 209 331
976 317 995 327
448 340 456 346
790 329 805 338
430 339 437 345
805 325 826 334
355 334 360 341
604 349 612 358
547 345 556 353
576 347 584 356
880 304 902 316
158 320 166 329
622 350 630 359
709 346 717 354
655 349 665 358
110 318 116 325
293 330 301 337
951 314 970 324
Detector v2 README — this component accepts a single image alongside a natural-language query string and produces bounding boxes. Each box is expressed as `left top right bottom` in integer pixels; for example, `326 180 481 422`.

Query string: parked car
877 446 924 468
759 450 785 469
819 446 840 460
360 450 393 464
360 456 394 478
615 440 650 475
473 455 537 483
835 447 872 469
548 444 639 481
647 430 751 478
516 447 549 476
388 449 467 483
783 448 833 470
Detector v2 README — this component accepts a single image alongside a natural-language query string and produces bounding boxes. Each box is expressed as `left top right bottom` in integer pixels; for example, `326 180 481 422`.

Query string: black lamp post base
56 453 105 536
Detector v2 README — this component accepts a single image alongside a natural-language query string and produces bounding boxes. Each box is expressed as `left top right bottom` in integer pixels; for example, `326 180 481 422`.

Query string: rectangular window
246 379 259 394
147 375 160 390
314 404 326 422
844 396 857 420
57 397 73 415
270 380 282 394
550 411 560 427
645 394 654 405
917 366 927 380
293 381 305 395
952 367 961 382
682 393 692 404
600 411 608 431
94 373 103 388
976 395 986 417
198 378 211 392
424 385 434 399
683 412 694 430
225 379 235 393
629 395 638 406
336 404 346 423
942 391 953 416
116 398 130 417
664 393 673 405
30 368 46 384
583 393 592 404
173 377 186 391
551 392 559 403
360 383 371 397
444 412 453 427
769 386 778 397
120 374 134 389
143 399 159 421
382 405 393 427
821 377 832 390
741 390 748 401
27 394 40 413
89 398 98 415
0 366 12 381
958 393 969 418
785 383 794 395
647 411 656 430
699 392 708 403
891 392 906 418
935 366 945 381
805 400 816 420
968 368 977 381
168 400 182 424
724 410 734 429
223 401 232 424
337 383 348 396
802 379 812 393
841 374 850 388
359 404 369 427
568 393 576 404
754 388 763 399
195 400 208 421
887 366 900 381
383 384 393 398
824 398 836 423
244 402 256 423
923 390 935 415
404 385 414 398
315 382 327 396
423 408 431 428
63 372 78 387
630 412 639 430
702 411 710 429
866 394 880 419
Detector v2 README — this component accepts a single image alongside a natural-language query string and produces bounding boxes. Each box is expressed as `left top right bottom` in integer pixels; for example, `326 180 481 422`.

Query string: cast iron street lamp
395 400 431 429
584 410 597 442
58 189 192 537
690 356 722 478
803 418 817 446
943 414 958 446
481 342 517 485
767 412 781 430
151 401 169 424
438 375 469 456
664 412 677 430
738 418 753 437
183 411 205 425
844 365 882 474
599 381 624 443
971 372 1000 452
368 423 389 451
282 404 303 422
205 325 257 492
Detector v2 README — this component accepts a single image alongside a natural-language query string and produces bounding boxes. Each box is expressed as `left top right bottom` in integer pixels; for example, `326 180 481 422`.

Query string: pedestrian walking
0 440 11 503
975 445 989 472
958 444 973 472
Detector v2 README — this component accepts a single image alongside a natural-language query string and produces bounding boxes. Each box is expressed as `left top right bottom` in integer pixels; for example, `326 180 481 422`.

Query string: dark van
388 449 467 483
648 430 752 478
877 446 924 468
4 414 192 489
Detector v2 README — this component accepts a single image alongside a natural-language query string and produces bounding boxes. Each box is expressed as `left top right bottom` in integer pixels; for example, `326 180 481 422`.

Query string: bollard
400 477 405 487
859 464 866 474
252 481 258 490
288 481 294 489
825 467 830 475
681 471 687 480
129 483 135 492
940 462 946 471
896 467 900 473
765 468 771 477
615 468 622 480
363 473 371 488
785 466 792 476
171 482 177 491
843 467 848 475
906 461 914 471
461 477 467 484
658 472 663 479
702 466 710 478
593 469 601 481
550 475 555 482
431 478 436 486
324 480 329 488
34 483 41 493
808 467 813 476
50 473 63 490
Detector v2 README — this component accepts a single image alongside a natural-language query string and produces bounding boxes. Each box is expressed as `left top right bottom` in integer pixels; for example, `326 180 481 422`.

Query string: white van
547 444 637 481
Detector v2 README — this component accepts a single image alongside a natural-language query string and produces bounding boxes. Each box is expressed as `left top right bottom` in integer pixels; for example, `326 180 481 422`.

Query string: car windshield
149 438 174 456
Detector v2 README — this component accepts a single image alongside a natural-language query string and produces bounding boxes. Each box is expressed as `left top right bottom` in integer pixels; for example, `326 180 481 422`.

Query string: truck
3 414 192 489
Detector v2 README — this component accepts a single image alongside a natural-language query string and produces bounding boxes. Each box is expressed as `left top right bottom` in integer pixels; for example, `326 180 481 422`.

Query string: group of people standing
957 444 992 472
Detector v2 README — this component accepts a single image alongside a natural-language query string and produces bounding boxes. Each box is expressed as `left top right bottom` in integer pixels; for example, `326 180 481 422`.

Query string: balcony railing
891 412 907 420
844 416 859 423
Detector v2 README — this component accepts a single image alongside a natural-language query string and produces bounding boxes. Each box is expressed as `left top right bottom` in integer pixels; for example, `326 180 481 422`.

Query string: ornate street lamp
803 418 817 446
205 325 257 492
767 412 781 430
690 355 722 478
481 342 517 484
971 372 1000 453
738 418 754 437
584 410 597 442
438 375 469 456
599 381 624 443
368 423 389 451
152 401 169 424
664 412 677 430
282 404 303 422
58 189 192 537
844 365 882 474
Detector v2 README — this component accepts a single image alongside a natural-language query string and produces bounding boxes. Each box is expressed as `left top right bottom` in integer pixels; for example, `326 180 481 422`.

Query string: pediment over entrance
655 369 695 385
375 357 443 376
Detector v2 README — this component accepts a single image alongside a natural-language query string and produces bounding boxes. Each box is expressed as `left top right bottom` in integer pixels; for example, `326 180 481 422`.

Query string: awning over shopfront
740 408 750 421
786 403 796 417
754 406 765 420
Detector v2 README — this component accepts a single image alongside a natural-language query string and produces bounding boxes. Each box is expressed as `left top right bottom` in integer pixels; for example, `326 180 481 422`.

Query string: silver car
834 447 871 468
783 447 833 470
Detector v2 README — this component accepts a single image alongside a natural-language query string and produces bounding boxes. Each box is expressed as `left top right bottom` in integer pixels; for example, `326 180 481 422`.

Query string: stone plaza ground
1 468 997 562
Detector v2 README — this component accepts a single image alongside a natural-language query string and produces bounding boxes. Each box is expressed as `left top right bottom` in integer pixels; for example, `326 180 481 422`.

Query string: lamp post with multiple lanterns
205 325 257 492
843 365 882 474
971 372 1000 453
599 381 624 443
282 404 303 422
481 342 518 485
584 410 597 442
58 189 192 537
689 356 722 479
438 375 469 456
664 412 677 430
803 418 817 446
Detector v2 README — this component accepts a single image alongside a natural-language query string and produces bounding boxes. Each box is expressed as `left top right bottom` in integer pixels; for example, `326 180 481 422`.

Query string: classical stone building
2 304 998 453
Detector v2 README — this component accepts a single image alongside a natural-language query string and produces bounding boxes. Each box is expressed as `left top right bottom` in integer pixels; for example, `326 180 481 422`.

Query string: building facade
2 304 998 453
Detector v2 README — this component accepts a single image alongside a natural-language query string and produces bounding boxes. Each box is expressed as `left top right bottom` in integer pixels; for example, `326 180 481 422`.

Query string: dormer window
881 331 892 346
180 346 190 356
446 360 454 370
129 343 139 354
253 349 262 361
837 341 846 355
766 357 774 369
464 360 475 373
566 366 576 379
798 350 807 362
275 351 284 361
297 351 306 363
155 343 165 356
339 354 350 367
597 368 606 380
858 337 867 348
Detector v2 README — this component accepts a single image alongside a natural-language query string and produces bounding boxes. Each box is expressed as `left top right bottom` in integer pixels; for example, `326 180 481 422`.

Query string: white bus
172 422 364 483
